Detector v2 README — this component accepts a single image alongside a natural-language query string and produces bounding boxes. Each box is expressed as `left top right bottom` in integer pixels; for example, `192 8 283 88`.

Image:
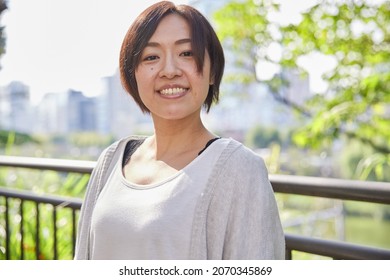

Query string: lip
157 84 189 99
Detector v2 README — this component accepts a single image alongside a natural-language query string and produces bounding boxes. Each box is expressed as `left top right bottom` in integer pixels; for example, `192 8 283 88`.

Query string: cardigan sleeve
74 138 125 259
74 136 145 259
74 145 111 259
207 145 285 260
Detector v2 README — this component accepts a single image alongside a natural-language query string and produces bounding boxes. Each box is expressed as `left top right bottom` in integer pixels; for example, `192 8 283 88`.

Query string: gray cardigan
74 136 285 259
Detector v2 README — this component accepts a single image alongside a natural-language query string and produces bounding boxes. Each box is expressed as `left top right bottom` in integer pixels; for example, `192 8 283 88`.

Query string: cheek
134 77 147 101
135 70 149 89
135 70 155 105
136 66 156 82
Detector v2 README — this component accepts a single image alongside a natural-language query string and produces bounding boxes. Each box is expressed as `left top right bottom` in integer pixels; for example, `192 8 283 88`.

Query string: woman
75 1 285 260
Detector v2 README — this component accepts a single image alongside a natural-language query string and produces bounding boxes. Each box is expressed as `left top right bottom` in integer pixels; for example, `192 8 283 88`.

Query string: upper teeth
160 88 186 95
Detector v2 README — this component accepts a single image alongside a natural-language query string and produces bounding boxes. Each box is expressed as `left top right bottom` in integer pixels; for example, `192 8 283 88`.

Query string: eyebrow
145 38 192 48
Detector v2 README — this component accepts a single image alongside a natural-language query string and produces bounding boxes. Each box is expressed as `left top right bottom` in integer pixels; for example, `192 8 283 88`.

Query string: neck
148 113 215 160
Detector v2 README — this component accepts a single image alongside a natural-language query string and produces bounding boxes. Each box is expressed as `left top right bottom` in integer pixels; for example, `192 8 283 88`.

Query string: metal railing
1 155 390 260
0 187 82 260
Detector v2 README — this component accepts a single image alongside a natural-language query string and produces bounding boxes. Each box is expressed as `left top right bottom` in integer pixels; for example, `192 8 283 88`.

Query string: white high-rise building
36 92 65 134
36 89 97 134
0 81 33 133
98 70 152 139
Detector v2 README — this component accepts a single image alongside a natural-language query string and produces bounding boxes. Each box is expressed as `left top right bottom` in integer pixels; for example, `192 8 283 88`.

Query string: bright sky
0 0 346 104
0 0 188 104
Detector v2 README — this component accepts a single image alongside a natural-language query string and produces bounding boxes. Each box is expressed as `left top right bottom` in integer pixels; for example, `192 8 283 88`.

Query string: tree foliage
245 124 287 149
0 130 39 148
0 0 7 62
214 0 390 180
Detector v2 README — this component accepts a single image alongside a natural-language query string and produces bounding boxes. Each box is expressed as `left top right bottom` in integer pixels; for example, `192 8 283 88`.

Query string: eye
180 51 193 57
143 55 159 61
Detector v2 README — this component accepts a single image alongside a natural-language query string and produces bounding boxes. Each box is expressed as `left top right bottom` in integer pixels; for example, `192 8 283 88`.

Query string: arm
74 145 111 259
74 136 145 259
208 146 285 259
74 137 126 259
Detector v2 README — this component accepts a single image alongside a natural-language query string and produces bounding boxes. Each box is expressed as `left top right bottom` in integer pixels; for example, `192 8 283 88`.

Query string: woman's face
135 14 212 121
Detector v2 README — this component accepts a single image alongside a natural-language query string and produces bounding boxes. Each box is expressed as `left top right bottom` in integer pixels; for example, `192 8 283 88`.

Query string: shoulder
220 138 268 175
93 135 147 170
111 135 147 150
100 135 147 157
207 138 270 197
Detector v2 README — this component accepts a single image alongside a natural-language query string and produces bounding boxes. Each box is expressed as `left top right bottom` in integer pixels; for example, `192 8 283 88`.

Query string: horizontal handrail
285 234 390 260
0 186 82 209
0 155 95 174
1 155 390 204
270 174 390 204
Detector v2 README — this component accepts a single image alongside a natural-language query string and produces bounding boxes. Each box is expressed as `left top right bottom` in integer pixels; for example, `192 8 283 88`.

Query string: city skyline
0 64 311 142
0 0 314 141
0 0 189 105
0 0 336 106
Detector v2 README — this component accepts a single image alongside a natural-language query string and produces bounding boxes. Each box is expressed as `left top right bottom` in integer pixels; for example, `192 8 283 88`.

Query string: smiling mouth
159 87 188 96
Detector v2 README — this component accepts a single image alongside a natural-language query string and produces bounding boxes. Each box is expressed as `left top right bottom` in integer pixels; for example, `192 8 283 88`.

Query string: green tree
0 130 39 148
214 0 390 180
339 139 390 181
245 125 284 149
0 0 7 63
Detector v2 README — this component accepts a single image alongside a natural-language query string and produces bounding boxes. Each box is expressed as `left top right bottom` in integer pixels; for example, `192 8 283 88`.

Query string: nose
159 54 182 79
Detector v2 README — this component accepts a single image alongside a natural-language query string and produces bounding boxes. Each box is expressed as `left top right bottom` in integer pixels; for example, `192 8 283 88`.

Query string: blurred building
3 70 153 138
97 69 152 138
36 89 97 134
0 81 33 133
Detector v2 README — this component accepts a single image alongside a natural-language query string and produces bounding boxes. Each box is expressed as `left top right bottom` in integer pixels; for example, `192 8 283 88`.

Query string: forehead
148 14 191 43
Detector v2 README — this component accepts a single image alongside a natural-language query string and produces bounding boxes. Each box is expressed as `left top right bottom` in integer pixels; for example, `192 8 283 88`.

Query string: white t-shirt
90 138 230 259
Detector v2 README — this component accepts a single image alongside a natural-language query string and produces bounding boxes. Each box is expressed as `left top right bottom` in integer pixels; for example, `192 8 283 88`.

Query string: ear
209 72 214 85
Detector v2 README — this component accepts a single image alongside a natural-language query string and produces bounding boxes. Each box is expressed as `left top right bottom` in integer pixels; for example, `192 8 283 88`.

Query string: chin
154 109 199 121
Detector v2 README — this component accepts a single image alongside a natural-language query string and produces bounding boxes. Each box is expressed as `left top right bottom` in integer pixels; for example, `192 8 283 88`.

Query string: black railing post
53 207 57 260
5 197 10 260
72 209 77 258
35 203 40 259
20 199 24 260
285 248 292 260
